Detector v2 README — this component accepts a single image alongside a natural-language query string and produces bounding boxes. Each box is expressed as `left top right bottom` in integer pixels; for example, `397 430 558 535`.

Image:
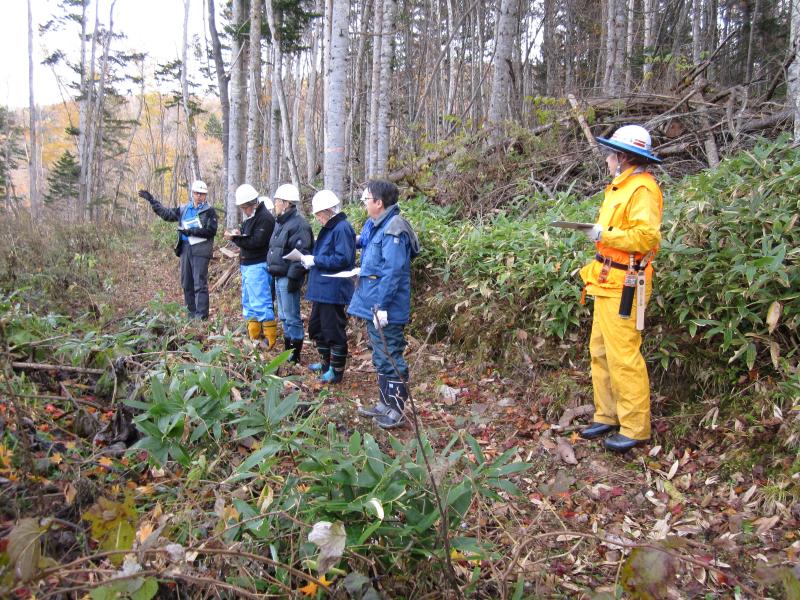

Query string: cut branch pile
392 90 793 214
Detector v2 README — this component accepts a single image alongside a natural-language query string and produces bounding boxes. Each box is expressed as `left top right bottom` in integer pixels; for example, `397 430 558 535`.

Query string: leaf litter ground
3 235 798 599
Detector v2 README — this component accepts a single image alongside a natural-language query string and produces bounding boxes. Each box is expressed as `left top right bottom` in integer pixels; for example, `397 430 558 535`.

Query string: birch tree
642 0 655 89
366 0 383 176
227 0 246 228
324 0 349 197
304 8 321 184
245 0 262 185
264 0 301 190
27 0 40 216
487 0 519 146
790 0 800 140
181 0 201 181
207 0 229 198
374 0 397 176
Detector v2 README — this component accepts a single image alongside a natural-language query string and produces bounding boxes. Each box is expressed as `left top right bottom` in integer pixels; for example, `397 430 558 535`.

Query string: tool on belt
591 250 655 330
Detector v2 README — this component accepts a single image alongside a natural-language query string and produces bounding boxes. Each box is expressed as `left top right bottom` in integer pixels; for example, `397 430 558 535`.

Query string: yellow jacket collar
610 166 642 187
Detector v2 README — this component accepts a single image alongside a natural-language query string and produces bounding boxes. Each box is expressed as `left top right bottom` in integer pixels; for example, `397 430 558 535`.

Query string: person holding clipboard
568 125 664 453
138 180 218 320
225 184 277 347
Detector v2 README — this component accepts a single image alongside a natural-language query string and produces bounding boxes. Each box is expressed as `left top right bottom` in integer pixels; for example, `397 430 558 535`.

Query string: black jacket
266 206 314 283
230 203 275 265
147 197 218 259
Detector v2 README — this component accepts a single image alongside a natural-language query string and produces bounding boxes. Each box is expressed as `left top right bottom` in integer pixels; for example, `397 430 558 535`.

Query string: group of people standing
138 121 663 449
138 179 419 430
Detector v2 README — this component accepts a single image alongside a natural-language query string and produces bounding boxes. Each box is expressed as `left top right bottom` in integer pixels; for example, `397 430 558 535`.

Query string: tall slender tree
324 0 349 197
27 0 40 216
487 0 519 146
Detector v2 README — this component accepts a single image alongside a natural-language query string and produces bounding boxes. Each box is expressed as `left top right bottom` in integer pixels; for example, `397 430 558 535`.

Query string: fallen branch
557 404 594 428
209 262 238 293
11 361 105 375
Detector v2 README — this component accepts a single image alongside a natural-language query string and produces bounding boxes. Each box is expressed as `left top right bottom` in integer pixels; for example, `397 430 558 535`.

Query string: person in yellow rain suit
578 125 663 453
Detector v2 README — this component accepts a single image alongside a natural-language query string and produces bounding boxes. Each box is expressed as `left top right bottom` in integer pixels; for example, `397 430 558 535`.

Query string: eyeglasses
362 196 375 204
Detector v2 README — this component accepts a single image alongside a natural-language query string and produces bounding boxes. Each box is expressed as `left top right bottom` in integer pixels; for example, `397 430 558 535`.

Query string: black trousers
179 242 210 319
308 302 348 348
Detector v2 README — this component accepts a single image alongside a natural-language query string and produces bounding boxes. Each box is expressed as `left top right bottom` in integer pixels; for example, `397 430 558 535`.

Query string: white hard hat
312 189 340 214
273 183 300 203
191 180 208 194
259 196 274 211
235 184 259 206
596 125 661 163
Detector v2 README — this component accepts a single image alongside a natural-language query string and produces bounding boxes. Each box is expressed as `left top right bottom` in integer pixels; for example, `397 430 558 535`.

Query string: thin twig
372 309 463 599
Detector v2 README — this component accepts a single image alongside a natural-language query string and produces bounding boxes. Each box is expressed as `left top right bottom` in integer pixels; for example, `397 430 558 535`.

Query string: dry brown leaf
766 301 782 334
556 437 578 465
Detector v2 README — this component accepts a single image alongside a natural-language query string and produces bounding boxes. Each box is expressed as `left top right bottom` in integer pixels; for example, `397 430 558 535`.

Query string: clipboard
549 221 596 230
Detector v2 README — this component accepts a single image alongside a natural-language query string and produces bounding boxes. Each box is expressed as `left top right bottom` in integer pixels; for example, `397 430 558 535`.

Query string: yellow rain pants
589 296 650 440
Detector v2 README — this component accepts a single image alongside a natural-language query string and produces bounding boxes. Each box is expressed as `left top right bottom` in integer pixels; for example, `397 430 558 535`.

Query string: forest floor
5 233 797 598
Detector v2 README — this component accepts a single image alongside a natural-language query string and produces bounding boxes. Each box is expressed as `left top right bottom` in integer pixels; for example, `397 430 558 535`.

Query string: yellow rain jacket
579 167 663 296
580 167 663 441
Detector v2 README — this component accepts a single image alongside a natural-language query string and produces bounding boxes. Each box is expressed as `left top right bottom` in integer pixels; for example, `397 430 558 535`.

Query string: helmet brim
596 137 662 163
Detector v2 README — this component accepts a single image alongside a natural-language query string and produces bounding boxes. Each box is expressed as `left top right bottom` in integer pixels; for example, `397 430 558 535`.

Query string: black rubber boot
309 343 331 374
319 345 347 383
604 433 647 453
358 374 390 417
375 378 407 429
579 422 619 440
289 338 303 364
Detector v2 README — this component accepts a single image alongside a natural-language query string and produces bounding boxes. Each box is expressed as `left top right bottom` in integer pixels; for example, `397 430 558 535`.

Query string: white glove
301 255 315 269
585 224 604 242
373 310 388 328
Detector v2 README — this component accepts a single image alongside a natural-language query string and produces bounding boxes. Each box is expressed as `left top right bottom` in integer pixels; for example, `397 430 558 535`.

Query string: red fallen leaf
45 404 57 413
598 486 626 501
0 538 8 552
670 503 684 517
561 510 577 519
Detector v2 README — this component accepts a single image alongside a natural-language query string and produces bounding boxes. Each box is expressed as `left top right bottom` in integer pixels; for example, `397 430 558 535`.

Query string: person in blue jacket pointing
349 180 420 429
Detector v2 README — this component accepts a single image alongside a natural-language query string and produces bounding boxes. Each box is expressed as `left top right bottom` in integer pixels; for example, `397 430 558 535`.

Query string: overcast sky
0 0 209 109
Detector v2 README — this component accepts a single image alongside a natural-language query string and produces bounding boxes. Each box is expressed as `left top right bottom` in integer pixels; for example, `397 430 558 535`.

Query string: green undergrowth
0 295 531 597
398 136 799 441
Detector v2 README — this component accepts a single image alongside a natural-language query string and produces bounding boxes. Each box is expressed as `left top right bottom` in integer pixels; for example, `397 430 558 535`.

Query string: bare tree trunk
745 0 761 85
305 18 321 184
624 0 635 91
85 0 116 221
790 0 800 140
375 0 397 176
27 0 39 217
268 50 282 194
264 0 301 190
487 0 519 145
245 0 262 185
345 0 369 188
642 0 654 89
77 0 91 220
226 0 246 228
604 0 625 95
182 0 201 181
446 0 458 114
208 0 230 200
367 0 383 176
692 0 702 66
324 0 349 197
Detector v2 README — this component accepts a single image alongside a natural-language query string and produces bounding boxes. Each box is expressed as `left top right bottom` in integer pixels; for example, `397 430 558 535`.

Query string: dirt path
105 238 798 597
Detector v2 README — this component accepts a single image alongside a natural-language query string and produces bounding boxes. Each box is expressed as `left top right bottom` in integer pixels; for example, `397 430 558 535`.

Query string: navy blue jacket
347 204 420 324
305 212 356 305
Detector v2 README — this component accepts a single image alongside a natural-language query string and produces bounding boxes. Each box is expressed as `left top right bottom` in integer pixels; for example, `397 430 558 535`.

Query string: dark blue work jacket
305 212 356 305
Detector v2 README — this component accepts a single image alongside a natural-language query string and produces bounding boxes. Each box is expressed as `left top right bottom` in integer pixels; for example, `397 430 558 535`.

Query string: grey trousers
179 243 210 319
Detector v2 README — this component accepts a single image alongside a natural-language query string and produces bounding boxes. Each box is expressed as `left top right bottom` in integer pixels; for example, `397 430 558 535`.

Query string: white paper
322 268 361 278
282 249 306 262
180 217 205 245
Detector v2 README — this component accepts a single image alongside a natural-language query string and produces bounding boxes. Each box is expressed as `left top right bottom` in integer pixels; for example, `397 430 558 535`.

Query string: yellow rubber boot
247 320 262 341
261 320 278 349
